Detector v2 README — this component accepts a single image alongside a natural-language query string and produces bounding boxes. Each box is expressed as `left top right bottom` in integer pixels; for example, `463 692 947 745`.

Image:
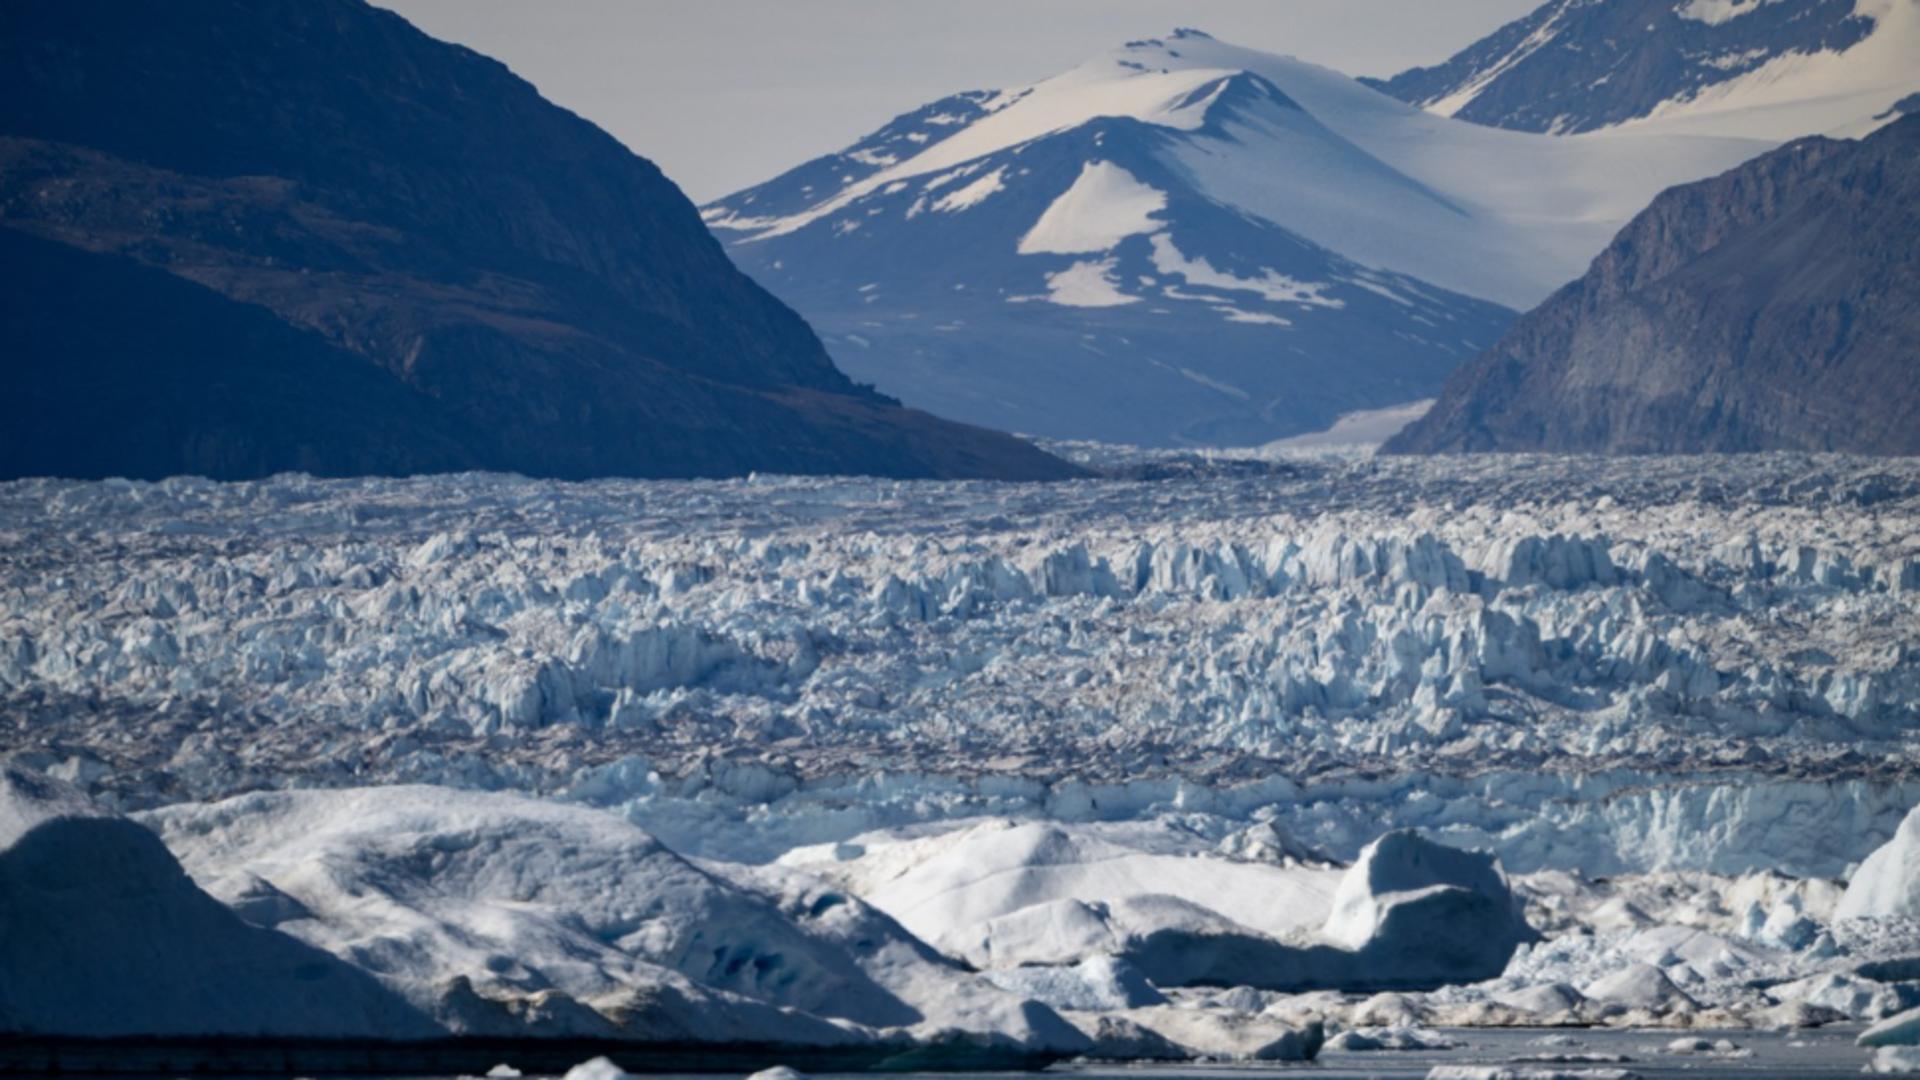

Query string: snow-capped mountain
703 30 1767 445
1369 0 1920 141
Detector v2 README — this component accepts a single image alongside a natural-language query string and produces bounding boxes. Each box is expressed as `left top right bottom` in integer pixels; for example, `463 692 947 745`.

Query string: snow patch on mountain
1028 258 1135 308
1016 160 1166 255
1147 234 1340 308
1264 400 1434 451
930 167 1008 214
1678 0 1788 26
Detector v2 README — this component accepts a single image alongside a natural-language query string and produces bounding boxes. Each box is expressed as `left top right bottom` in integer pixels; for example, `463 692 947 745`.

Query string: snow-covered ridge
1373 0 1920 142
708 29 1766 310
694 28 1775 448
1627 0 1920 140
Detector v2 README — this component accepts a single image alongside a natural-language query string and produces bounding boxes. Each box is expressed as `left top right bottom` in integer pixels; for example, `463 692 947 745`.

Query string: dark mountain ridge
1386 114 1920 455
0 0 1077 481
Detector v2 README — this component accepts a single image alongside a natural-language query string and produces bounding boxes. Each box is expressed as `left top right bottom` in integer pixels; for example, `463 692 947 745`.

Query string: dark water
356 1026 1876 1079
46 1026 1869 1079
1057 1026 1875 1079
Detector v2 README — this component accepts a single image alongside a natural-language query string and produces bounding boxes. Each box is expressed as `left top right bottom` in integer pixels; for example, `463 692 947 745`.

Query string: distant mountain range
1367 0 1920 140
704 30 1772 447
708 1 1920 451
0 0 1076 482
1386 114 1920 455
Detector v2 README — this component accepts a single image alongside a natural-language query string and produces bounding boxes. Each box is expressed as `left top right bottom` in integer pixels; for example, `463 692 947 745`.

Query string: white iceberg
0 765 434 1039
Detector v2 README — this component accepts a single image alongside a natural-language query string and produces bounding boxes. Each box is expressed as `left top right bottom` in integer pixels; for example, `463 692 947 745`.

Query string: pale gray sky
378 1 1539 202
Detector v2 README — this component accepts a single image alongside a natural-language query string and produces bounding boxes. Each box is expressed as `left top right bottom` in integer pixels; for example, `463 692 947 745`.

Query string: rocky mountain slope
1368 0 1920 140
0 0 1074 482
1386 114 1920 455
703 30 1765 446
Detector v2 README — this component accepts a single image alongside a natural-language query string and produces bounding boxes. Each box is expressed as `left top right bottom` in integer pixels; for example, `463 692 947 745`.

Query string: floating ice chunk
1117 1007 1323 1061
983 955 1165 1012
562 1059 634 1080
1662 1036 1747 1056
1770 971 1912 1021
746 1068 810 1080
142 785 1083 1050
1495 982 1587 1018
1866 1006 1920 1048
1325 1025 1455 1051
1870 1046 1920 1074
1067 1014 1188 1060
1581 964 1698 1012
1320 830 1535 986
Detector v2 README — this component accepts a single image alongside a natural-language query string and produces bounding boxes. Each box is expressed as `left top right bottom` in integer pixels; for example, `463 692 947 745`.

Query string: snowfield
4 454 1920 1064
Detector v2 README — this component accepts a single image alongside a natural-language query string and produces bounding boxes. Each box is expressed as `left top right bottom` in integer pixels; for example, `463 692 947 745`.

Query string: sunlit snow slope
1371 0 1920 141
703 30 1767 447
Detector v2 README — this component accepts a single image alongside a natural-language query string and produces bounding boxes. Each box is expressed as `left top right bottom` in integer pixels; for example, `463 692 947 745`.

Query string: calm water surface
365 1025 1880 1080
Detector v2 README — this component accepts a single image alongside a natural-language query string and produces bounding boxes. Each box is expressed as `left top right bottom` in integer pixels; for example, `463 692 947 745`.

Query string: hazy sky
377 1 1539 202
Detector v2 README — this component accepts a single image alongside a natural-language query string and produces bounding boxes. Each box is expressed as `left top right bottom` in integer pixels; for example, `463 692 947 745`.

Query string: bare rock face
1387 115 1920 455
0 1 1076 482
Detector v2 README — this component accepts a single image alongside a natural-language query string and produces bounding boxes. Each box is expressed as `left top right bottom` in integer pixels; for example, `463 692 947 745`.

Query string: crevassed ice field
7 449 1920 1071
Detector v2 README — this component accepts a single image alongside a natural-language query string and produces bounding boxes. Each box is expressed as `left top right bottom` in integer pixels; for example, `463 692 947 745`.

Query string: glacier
4 452 1917 874
4 451 1920 1067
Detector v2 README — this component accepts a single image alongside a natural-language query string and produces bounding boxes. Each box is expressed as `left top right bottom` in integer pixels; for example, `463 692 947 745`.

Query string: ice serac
0 765 435 1038
1387 114 1920 455
0 0 1075 482
703 29 1767 447
1839 803 1920 920
1367 0 1920 140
